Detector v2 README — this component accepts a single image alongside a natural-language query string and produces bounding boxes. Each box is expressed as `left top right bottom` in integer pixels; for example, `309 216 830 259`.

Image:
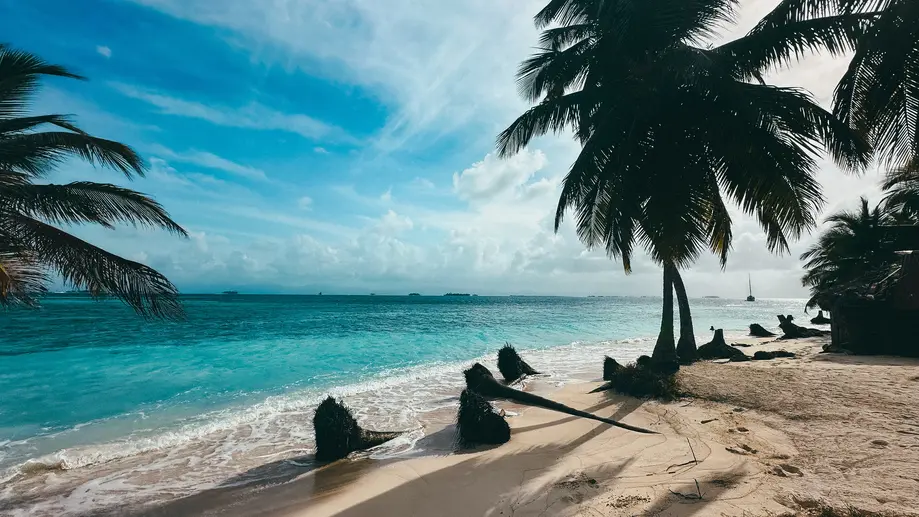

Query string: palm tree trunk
651 266 679 373
671 264 697 364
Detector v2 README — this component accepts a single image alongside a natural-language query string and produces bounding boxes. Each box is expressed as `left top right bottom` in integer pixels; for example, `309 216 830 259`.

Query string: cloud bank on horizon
0 0 886 298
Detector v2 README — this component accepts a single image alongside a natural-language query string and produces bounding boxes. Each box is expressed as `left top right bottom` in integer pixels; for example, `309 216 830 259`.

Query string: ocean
0 294 804 515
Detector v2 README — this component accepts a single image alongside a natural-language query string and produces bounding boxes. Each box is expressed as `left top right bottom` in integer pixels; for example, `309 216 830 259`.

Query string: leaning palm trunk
463 364 655 434
651 266 679 373
671 265 697 364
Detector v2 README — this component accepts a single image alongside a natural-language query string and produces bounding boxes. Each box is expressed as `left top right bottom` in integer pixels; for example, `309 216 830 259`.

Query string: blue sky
0 0 885 297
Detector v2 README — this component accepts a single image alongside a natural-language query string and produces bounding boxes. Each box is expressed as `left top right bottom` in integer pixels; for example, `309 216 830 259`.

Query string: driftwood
456 389 510 447
497 343 540 382
464 363 655 434
697 329 750 361
752 350 796 360
313 396 404 461
749 323 777 337
810 311 831 325
777 315 830 339
603 356 623 381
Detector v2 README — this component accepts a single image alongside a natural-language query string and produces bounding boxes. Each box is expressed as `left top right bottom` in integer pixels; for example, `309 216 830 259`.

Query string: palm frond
706 174 733 267
881 161 919 217
0 44 83 117
0 114 87 135
832 0 919 168
2 214 183 319
516 38 595 103
496 91 592 157
0 246 47 307
0 131 146 178
0 182 187 235
750 0 886 34
717 12 874 81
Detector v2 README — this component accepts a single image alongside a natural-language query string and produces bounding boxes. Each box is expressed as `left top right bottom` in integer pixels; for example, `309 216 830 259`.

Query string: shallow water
0 294 804 515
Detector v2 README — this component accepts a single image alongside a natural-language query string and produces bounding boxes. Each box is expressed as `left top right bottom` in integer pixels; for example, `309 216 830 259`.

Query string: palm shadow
810 352 919 367
134 455 381 517
327 424 642 517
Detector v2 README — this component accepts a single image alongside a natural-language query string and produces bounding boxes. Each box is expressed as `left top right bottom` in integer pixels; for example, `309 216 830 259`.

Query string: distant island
444 293 472 297
221 290 239 295
703 295 720 299
408 293 421 296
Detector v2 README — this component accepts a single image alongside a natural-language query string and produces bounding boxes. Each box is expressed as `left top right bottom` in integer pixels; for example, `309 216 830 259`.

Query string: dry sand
141 338 919 517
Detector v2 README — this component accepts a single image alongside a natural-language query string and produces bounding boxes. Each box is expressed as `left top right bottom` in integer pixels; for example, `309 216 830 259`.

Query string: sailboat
746 274 755 302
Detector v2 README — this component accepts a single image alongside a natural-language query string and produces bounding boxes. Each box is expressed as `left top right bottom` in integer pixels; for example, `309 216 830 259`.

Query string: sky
0 0 887 298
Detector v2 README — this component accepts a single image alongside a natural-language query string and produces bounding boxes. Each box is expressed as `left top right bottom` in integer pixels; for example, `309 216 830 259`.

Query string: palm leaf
0 182 187 235
0 114 87 135
0 44 83 117
0 131 146 178
2 214 183 319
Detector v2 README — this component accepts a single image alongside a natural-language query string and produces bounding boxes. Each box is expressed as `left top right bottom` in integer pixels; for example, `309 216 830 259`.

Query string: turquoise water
0 294 804 514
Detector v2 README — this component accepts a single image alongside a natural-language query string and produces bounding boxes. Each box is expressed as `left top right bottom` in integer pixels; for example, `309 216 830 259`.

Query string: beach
131 338 919 517
2 296 816 516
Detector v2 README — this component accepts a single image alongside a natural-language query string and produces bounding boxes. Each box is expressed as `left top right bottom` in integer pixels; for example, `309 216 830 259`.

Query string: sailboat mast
748 274 752 296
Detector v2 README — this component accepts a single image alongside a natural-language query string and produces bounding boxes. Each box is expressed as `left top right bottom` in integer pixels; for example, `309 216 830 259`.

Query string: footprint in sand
771 464 803 477
726 444 758 455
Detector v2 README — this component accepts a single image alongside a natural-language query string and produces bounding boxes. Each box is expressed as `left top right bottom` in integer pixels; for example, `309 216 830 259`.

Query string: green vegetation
801 197 909 309
0 44 186 318
501 0 917 369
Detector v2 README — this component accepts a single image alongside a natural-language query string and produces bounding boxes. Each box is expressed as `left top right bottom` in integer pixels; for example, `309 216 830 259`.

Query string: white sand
142 338 919 517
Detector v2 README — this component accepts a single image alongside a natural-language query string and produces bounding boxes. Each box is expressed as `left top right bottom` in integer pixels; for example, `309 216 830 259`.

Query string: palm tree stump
313 396 404 462
697 329 750 361
603 356 623 381
777 315 829 339
497 343 540 383
456 389 510 447
749 324 777 337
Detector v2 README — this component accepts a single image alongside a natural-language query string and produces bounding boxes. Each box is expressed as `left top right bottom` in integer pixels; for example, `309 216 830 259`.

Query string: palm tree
0 44 187 318
747 0 918 168
497 0 870 370
882 161 919 220
801 197 901 308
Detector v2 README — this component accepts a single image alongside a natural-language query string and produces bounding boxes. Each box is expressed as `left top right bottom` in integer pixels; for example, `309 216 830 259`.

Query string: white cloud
380 187 392 202
111 83 354 143
96 45 112 58
148 144 267 181
453 150 547 202
377 209 413 235
314 146 329 154
410 177 435 190
298 196 313 209
124 0 546 152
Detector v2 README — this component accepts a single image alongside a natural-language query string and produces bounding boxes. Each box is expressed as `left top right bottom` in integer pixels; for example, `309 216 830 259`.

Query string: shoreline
133 338 919 517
